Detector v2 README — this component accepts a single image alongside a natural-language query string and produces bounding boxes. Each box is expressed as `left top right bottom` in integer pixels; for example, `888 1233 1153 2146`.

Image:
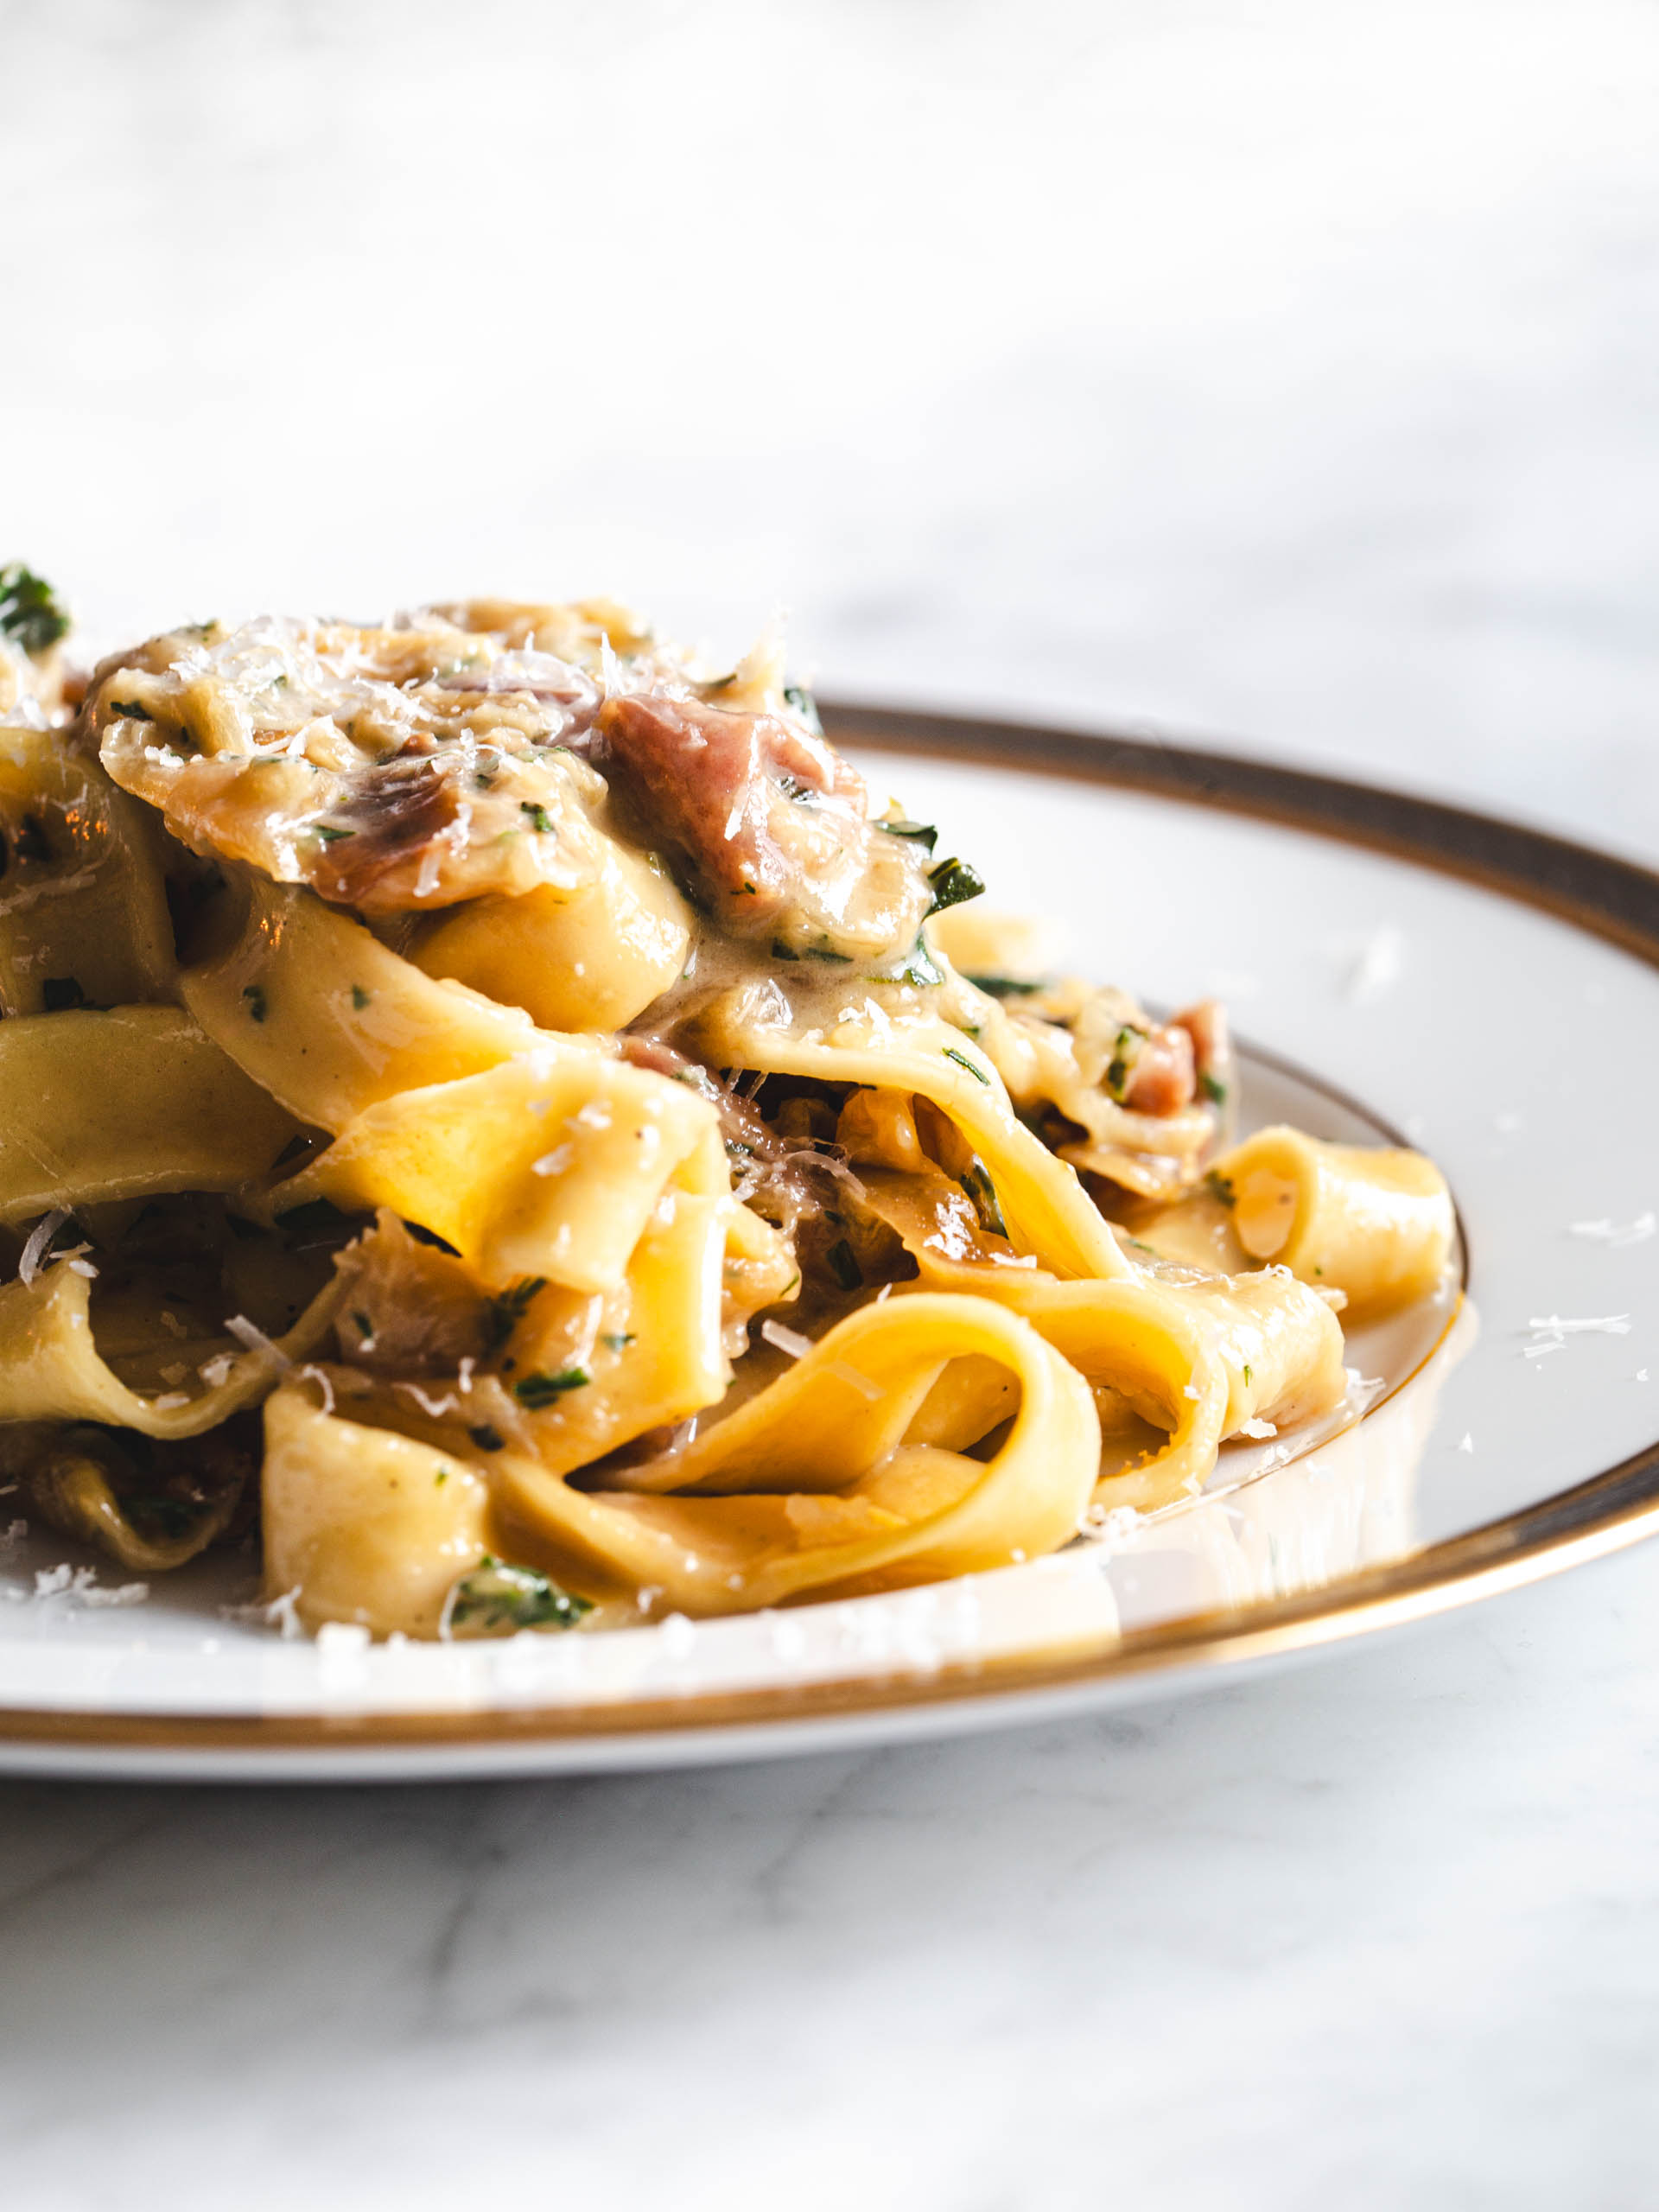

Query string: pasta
0 576 1455 1637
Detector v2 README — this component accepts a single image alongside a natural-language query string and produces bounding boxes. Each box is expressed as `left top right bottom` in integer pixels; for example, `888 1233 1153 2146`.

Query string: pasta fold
0 1007 304 1224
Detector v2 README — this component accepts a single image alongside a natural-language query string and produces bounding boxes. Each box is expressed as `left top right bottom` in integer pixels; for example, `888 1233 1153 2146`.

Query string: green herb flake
41 977 85 1013
885 938 944 988
959 1157 1008 1240
1198 1071 1227 1105
824 1238 863 1292
242 984 268 1023
468 1423 505 1452
782 683 823 734
108 699 154 722
774 772 817 804
879 818 938 854
435 1468 449 1486
1205 1170 1236 1209
514 1367 591 1409
1243 1363 1254 1385
926 855 987 915
314 823 356 843
350 984 371 1010
130 1494 202 1538
0 565 68 656
352 1310 374 1338
943 1045 990 1084
486 1275 548 1350
601 1332 637 1351
770 938 801 962
445 1554 593 1637
966 973 1043 999
1105 1026 1144 1102
520 802 555 834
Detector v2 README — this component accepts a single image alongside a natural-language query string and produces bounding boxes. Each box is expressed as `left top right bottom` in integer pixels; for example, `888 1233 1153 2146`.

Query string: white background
3 3 1657 2206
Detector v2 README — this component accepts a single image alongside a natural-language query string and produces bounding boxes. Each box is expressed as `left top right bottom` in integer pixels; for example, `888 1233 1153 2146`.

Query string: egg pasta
0 579 1453 1637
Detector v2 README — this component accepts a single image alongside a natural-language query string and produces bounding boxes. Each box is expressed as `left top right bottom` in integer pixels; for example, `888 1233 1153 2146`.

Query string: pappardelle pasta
0 574 1454 1637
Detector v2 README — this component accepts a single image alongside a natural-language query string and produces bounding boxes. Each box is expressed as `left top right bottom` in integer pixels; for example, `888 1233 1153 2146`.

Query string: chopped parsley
446 1555 593 1637
824 1237 862 1292
959 1157 1008 1240
965 973 1043 998
1243 1363 1254 1384
1205 1170 1236 1209
926 855 986 914
520 802 555 834
0 564 68 656
1198 1071 1227 1105
514 1367 590 1408
774 772 817 804
943 1045 989 1084
41 977 85 1013
352 1310 374 1339
879 818 938 853
350 984 371 1010
1104 1026 1144 1100
887 939 944 988
467 1423 505 1452
108 699 154 722
774 936 850 962
782 683 823 734
314 823 355 842
242 984 268 1023
128 1494 204 1538
486 1275 547 1350
601 1332 637 1351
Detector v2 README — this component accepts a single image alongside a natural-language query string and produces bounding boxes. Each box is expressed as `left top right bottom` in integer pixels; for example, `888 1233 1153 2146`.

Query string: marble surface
3 2 1659 2203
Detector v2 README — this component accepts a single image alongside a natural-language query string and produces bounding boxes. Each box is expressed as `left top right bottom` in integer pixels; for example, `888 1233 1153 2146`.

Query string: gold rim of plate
4 704 1657 1760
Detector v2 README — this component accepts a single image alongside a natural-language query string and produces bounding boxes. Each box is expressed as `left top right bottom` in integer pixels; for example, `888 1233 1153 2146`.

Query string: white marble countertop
3 3 1658 2204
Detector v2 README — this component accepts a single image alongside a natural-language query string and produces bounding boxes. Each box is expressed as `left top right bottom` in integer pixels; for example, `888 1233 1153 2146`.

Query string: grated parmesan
224 1313 292 1368
1568 1213 1656 1248
18 1209 68 1287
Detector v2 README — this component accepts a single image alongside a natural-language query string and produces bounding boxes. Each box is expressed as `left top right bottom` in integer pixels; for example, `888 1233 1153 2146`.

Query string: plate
2 707 1656 1781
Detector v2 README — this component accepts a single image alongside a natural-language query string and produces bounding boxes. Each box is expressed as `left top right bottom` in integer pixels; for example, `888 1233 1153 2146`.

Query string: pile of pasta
0 580 1452 1638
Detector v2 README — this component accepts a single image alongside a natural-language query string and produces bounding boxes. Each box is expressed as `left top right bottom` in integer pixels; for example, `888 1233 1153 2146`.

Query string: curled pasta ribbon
696 1001 1128 1282
0 726 177 1016
0 1006 305 1224
494 1292 1100 1616
268 1046 726 1294
264 1292 1100 1631
412 844 693 1033
853 1159 1347 1510
0 1261 348 1438
26 1448 244 1572
264 1390 495 1638
181 877 537 1132
1196 1125 1452 1315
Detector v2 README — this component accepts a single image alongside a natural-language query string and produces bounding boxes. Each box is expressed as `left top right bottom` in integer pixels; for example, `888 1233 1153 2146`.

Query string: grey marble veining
3 1545 1658 2209
3 2 1659 2204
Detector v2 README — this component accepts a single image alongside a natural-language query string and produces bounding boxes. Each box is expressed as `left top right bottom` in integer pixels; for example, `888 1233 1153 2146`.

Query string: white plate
2 710 1656 1779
